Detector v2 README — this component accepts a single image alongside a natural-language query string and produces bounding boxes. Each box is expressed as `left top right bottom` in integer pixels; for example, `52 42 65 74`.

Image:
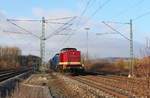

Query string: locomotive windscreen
60 48 77 52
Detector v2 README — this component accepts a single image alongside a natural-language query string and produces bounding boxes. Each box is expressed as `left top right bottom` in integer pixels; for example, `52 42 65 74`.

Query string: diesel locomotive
50 48 84 72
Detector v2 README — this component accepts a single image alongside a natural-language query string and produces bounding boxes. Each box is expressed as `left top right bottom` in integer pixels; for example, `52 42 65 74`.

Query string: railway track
0 67 33 98
0 68 33 82
71 75 150 97
0 70 13 74
70 76 129 98
96 75 150 96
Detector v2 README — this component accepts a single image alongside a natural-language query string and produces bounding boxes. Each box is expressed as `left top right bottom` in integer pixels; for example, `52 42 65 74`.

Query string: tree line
83 57 150 77
0 46 21 69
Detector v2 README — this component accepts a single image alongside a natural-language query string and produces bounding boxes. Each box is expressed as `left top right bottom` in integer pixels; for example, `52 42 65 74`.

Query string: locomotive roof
55 53 59 55
61 48 77 51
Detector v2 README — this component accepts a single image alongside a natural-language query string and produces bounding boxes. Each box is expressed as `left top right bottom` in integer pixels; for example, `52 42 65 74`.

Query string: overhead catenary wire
69 0 111 36
7 16 76 22
133 10 150 21
46 21 73 25
46 16 77 21
6 17 76 40
83 0 111 25
2 30 21 40
1 30 32 40
100 21 129 24
46 26 76 53
80 0 93 16
102 21 130 40
2 29 41 41
90 0 111 18
100 20 134 77
54 30 75 53
60 32 74 47
96 32 119 35
7 20 40 39
46 16 77 39
64 0 111 46
46 28 76 53
7 16 76 40
2 16 79 66
58 0 112 50
3 30 28 34
46 23 73 39
112 0 146 19
80 0 111 24
73 0 94 29
7 19 41 22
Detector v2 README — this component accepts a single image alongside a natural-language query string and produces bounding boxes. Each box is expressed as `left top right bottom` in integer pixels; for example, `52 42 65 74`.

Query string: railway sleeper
91 75 149 97
74 77 128 98
78 76 138 97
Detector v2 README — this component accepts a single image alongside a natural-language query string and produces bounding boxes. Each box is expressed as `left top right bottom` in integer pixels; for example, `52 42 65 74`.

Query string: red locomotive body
58 48 84 71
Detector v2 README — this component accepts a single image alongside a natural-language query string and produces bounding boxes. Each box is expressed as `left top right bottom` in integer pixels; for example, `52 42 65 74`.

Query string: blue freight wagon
52 53 59 69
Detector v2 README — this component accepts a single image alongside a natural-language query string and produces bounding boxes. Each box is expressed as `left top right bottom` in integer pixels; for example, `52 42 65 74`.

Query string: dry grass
134 57 150 77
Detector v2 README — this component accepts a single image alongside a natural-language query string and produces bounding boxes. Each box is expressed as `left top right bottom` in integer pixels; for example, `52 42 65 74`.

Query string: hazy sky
0 0 149 59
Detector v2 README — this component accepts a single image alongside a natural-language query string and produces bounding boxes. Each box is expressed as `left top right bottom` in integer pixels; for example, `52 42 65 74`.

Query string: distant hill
97 57 130 63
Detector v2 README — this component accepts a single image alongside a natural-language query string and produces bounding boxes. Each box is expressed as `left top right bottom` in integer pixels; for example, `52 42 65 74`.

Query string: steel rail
0 68 32 82
77 75 150 97
70 76 129 98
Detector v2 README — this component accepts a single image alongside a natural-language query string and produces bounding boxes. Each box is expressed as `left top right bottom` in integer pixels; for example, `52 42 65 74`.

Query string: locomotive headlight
79 67 82 69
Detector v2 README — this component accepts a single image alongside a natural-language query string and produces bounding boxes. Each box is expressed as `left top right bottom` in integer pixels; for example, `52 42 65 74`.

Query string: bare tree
0 46 21 69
